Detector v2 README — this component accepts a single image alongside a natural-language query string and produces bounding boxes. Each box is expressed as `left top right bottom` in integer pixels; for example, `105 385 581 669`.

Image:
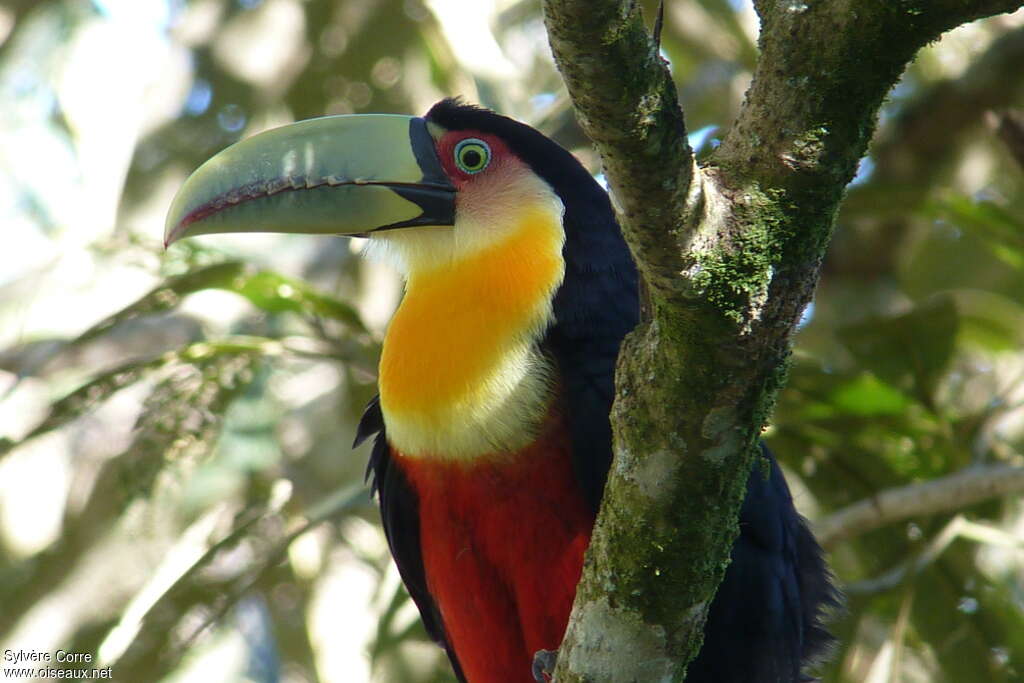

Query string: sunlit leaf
951 289 1024 352
1 357 161 457
829 372 913 417
107 484 367 681
231 270 368 332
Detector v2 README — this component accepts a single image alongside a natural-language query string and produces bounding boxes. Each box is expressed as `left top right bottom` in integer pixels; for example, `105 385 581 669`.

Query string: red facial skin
434 129 516 188
395 408 593 682
426 128 559 258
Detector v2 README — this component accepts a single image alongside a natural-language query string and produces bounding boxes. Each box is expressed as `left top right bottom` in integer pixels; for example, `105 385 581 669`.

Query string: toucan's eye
454 138 491 174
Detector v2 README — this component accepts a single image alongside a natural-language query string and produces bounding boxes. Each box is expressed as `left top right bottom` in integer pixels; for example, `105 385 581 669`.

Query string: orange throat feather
377 203 565 460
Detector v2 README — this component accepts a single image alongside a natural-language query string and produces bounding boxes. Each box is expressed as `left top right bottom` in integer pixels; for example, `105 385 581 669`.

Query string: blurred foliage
1 1 1023 682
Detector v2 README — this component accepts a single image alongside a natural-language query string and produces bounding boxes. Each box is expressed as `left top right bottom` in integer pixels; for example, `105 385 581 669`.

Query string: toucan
165 99 837 682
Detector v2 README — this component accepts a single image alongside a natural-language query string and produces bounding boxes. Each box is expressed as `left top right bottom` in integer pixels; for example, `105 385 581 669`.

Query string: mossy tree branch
543 0 695 297
541 0 1024 680
833 25 1024 278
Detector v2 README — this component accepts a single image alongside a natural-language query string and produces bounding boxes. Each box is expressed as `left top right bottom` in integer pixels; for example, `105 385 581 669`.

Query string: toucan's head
165 99 608 279
166 99 636 459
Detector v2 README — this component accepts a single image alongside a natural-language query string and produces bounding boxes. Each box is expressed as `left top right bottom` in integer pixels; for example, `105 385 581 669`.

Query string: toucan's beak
164 115 455 246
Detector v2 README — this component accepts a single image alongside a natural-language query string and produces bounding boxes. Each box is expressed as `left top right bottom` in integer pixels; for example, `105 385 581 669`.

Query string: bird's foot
532 649 558 682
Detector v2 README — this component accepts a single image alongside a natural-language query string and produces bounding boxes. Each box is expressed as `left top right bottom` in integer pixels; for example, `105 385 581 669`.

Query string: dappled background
2 0 1024 681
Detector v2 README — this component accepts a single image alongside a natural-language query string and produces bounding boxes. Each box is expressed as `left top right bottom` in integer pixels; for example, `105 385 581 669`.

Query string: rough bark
541 1 1024 681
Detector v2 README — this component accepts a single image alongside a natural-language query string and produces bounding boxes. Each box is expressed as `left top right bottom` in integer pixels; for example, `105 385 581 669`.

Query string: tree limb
833 26 1024 278
871 26 1024 191
543 0 696 295
816 463 1024 549
542 0 1024 680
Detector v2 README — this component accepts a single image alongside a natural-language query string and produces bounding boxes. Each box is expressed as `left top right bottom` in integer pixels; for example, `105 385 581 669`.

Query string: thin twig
845 515 966 595
889 588 915 682
816 463 1024 549
844 515 1024 596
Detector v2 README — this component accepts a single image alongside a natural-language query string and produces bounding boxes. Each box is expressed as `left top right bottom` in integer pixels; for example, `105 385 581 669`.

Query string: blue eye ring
454 138 491 174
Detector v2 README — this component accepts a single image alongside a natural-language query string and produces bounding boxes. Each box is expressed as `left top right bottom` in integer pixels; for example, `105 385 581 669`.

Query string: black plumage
359 397 467 680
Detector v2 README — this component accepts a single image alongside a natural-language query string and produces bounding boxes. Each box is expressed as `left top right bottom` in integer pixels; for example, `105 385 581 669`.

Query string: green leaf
950 290 1024 352
931 196 1024 269
829 372 913 416
230 271 368 332
838 295 959 406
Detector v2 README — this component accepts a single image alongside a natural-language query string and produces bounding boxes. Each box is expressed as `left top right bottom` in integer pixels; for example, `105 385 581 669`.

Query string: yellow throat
378 203 565 460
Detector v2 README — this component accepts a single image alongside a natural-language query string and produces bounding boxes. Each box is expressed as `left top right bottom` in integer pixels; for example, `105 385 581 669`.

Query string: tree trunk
541 0 1024 680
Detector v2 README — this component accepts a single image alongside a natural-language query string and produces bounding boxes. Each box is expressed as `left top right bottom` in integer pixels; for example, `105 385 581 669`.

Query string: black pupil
462 148 483 168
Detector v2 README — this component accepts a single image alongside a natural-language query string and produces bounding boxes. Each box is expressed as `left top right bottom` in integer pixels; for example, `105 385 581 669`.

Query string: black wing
686 444 840 683
358 397 467 682
543 149 640 515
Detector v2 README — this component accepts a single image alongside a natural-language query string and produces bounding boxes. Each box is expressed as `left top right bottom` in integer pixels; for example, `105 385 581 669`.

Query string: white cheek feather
453 165 565 257
363 226 455 275
366 165 565 276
